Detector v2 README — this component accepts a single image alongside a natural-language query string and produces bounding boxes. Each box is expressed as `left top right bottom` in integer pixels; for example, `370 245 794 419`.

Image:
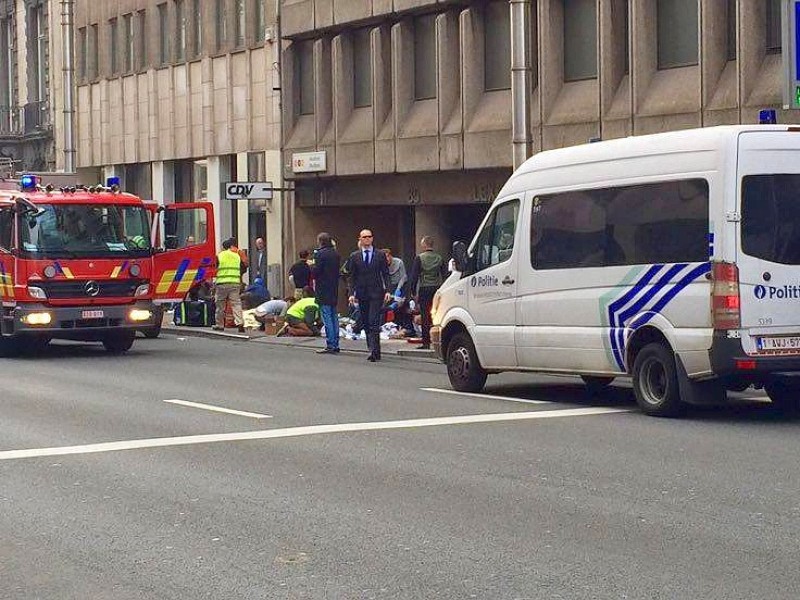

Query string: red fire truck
0 175 216 354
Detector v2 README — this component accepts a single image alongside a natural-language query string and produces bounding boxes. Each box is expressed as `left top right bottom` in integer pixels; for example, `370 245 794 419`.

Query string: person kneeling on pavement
279 287 321 337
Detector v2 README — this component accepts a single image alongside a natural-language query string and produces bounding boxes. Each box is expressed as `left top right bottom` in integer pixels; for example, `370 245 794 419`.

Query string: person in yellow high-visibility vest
213 238 244 332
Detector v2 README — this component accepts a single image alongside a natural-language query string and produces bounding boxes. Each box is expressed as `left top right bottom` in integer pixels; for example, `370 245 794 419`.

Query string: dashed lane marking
0 407 628 462
164 399 272 419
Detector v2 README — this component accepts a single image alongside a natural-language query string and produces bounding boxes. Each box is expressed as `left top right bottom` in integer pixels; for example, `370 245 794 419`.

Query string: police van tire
103 331 136 354
632 342 684 417
447 333 487 393
581 375 615 394
765 381 800 414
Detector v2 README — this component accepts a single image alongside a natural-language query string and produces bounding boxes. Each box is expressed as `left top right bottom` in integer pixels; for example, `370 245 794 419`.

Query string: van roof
501 124 794 197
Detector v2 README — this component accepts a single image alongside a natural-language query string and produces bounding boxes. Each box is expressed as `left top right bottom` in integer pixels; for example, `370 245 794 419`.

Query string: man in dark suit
344 229 389 361
252 237 267 279
312 232 342 354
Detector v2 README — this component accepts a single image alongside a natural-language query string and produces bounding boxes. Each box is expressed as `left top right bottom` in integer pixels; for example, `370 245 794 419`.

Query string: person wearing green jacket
213 238 245 332
408 236 448 350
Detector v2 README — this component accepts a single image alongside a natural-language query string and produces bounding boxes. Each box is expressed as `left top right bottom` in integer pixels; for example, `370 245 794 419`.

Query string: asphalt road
1 335 799 600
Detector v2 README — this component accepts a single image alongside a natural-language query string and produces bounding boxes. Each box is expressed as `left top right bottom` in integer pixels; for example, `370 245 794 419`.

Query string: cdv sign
225 182 274 200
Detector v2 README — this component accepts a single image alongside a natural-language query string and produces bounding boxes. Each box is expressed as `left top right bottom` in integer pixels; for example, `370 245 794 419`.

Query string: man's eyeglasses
360 235 373 238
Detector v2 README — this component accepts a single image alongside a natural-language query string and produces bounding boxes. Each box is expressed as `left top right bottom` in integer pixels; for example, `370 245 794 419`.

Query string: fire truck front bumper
8 302 156 338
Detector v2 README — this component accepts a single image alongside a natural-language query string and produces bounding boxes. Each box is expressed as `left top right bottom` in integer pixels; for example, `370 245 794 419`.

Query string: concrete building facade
73 0 285 293
280 0 795 267
0 0 69 175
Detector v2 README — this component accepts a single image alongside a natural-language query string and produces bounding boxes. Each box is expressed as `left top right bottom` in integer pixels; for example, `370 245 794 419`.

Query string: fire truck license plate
756 336 800 351
81 310 104 319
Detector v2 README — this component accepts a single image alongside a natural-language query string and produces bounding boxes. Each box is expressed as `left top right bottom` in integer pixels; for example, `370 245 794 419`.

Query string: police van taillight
712 262 741 330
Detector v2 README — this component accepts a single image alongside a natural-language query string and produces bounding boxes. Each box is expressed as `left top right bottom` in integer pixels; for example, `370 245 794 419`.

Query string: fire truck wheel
141 321 162 339
103 331 136 354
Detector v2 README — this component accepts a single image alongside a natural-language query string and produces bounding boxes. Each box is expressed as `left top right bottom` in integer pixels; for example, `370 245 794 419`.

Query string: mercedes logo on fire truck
84 280 101 297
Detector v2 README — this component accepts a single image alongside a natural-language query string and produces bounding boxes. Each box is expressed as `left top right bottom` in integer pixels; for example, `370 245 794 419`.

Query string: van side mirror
452 240 468 273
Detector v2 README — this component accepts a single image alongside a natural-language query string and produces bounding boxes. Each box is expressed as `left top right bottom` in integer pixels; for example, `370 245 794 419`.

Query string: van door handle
502 276 515 285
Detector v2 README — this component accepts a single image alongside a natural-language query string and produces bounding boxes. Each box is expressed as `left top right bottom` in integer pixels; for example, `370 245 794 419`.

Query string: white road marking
164 399 272 419
0 407 627 462
421 387 551 406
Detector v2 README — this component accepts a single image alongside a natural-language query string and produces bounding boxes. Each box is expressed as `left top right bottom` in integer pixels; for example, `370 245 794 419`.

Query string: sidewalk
160 318 439 361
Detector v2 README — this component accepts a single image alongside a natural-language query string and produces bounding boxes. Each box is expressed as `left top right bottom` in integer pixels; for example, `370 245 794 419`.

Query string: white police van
431 125 800 416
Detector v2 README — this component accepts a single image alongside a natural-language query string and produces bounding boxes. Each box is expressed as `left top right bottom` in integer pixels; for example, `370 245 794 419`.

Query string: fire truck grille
35 279 145 299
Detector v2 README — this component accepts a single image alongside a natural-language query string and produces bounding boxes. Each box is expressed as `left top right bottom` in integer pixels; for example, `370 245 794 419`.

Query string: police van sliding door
737 131 800 352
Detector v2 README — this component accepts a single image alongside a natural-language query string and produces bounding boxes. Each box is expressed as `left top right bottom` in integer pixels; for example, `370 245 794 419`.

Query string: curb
160 325 439 361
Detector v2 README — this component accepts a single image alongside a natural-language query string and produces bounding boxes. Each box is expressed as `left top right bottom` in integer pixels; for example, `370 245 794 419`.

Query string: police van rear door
736 130 800 354
151 202 216 303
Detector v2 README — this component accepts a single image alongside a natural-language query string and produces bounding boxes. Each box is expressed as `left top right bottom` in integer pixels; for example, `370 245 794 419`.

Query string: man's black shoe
212 326 224 331
417 343 431 350
367 355 377 362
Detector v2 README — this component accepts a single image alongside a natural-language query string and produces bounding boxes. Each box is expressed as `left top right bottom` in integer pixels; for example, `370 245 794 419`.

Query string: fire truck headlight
134 284 149 297
28 286 47 300
22 312 52 325
129 309 152 322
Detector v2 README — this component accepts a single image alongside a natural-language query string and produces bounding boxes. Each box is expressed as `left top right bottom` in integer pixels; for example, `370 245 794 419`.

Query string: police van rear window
742 175 800 265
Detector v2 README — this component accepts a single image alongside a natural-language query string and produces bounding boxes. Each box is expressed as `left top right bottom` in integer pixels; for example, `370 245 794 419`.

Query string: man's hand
348 295 356 305
384 293 392 303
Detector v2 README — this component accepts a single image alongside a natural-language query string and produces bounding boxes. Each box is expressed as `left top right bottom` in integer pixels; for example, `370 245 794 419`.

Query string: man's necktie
364 250 370 265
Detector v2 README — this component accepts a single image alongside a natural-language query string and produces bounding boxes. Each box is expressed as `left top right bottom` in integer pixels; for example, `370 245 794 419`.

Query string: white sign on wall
225 182 274 200
292 151 327 173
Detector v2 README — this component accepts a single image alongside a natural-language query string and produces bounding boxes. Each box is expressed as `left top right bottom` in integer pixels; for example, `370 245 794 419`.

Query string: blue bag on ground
173 300 214 327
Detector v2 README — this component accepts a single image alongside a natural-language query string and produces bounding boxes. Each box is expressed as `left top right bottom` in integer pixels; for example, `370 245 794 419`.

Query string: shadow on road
481 381 800 425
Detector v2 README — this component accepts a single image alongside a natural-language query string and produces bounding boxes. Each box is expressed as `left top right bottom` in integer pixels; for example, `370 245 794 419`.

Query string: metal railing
23 100 51 134
0 105 22 136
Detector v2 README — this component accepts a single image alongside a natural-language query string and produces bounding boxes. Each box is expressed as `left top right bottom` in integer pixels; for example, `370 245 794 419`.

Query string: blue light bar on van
759 109 777 125
20 174 38 190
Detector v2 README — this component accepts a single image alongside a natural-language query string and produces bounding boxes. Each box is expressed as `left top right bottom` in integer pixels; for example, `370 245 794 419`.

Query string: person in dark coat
312 232 342 354
343 229 390 362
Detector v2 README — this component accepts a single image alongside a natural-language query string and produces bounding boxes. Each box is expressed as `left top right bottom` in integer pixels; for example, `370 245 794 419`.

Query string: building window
29 3 48 102
766 0 782 54
137 11 147 70
0 10 16 133
77 26 87 80
353 28 372 107
726 0 736 61
253 0 265 43
216 0 227 51
235 0 245 47
657 0 698 69
123 14 133 72
296 40 314 115
175 0 186 61
192 0 202 56
109 18 118 75
414 14 437 100
158 3 168 65
563 0 597 81
90 23 99 79
484 1 511 91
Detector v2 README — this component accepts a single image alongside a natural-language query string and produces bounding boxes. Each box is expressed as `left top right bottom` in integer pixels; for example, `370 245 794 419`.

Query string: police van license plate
81 310 104 319
756 336 800 351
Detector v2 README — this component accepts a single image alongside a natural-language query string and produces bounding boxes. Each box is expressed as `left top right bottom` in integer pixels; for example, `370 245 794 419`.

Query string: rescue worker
213 238 245 333
279 287 320 337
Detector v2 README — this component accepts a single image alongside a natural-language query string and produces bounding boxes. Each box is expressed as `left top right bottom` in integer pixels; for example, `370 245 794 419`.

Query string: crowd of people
191 229 450 361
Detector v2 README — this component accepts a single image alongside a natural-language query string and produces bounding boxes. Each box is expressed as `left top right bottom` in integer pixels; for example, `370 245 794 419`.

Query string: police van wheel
581 375 615 394
103 332 136 354
765 381 800 415
632 342 684 417
447 333 487 393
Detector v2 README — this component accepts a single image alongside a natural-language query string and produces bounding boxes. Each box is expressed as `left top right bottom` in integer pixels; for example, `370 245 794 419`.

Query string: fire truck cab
0 176 216 354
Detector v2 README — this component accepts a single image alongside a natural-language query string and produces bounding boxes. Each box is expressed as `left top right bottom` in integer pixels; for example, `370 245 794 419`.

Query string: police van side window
531 179 709 269
474 200 519 272
0 209 13 251
742 174 800 265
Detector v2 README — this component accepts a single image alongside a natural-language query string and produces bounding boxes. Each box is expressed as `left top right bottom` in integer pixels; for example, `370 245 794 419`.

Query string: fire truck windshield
18 204 152 259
